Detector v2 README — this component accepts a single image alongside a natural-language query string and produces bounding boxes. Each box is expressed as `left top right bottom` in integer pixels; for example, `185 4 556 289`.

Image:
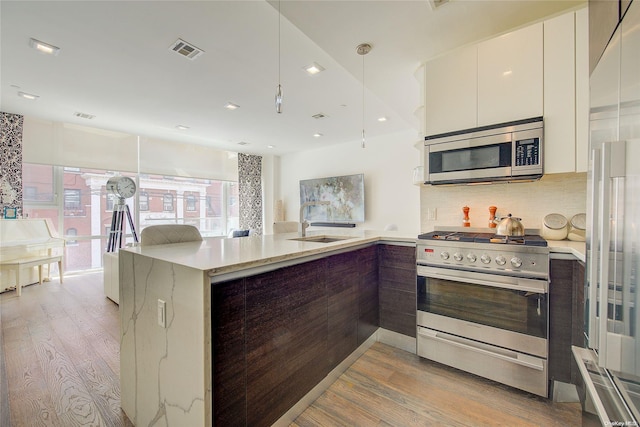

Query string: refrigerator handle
588 147 601 350
598 142 611 367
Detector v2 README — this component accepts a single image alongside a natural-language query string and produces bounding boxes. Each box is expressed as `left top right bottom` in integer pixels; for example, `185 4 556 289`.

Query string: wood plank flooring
291 342 583 427
2 271 583 427
0 272 132 427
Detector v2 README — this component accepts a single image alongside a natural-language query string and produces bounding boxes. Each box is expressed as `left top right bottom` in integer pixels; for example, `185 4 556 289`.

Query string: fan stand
107 197 139 252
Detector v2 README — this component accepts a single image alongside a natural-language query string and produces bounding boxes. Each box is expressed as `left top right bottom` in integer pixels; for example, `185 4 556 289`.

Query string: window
139 192 149 211
186 194 197 212
106 193 117 211
163 194 174 212
22 164 239 273
64 189 81 210
66 228 78 245
23 186 38 201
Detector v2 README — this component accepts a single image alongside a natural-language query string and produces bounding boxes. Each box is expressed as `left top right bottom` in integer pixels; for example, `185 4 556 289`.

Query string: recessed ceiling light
238 141 250 146
29 38 60 55
313 133 323 138
304 62 325 75
503 70 513 76
377 117 387 122
18 91 39 100
225 102 240 110
175 125 190 130
267 145 275 149
74 112 95 120
312 113 328 120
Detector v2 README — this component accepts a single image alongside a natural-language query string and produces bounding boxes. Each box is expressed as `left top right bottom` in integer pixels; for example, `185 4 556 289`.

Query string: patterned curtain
238 153 263 235
0 112 24 217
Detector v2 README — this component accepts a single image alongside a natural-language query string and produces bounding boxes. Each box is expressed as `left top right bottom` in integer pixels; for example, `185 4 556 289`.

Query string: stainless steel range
416 228 550 397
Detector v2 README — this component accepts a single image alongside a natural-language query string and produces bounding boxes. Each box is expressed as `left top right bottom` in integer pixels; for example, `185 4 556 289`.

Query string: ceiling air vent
169 38 204 60
74 112 95 120
312 113 328 120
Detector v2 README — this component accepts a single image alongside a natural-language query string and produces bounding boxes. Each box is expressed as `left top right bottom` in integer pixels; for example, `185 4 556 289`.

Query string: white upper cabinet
422 8 589 175
477 23 543 126
424 45 477 136
575 7 589 173
543 12 576 174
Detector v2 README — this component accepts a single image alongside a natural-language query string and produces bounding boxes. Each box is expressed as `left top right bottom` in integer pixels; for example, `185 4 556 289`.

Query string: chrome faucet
299 201 330 237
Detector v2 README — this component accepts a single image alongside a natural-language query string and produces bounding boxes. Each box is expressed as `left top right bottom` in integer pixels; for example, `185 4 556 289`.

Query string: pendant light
356 43 371 148
275 0 283 113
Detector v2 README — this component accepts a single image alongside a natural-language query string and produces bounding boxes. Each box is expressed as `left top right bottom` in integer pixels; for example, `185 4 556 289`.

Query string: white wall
277 129 421 235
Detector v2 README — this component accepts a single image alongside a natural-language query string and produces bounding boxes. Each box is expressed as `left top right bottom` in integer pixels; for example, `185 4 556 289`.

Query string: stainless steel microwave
424 117 543 185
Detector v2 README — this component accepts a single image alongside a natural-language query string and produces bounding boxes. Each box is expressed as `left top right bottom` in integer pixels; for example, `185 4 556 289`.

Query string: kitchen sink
288 235 354 243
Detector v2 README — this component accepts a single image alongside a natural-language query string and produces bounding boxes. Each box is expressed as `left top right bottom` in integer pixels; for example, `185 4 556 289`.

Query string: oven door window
417 276 547 339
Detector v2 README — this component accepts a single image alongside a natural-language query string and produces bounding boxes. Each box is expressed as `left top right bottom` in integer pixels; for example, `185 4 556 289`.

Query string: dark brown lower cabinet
211 245 382 426
378 245 417 337
358 246 380 345
549 258 586 386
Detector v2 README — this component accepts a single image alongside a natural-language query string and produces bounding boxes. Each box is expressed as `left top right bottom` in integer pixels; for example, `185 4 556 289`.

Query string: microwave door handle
588 147 601 350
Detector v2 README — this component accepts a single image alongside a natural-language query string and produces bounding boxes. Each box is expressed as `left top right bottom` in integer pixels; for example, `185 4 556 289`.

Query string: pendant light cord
356 43 371 148
362 51 365 148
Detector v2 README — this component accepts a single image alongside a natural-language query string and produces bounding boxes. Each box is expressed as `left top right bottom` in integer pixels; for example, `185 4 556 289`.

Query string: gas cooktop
418 231 547 247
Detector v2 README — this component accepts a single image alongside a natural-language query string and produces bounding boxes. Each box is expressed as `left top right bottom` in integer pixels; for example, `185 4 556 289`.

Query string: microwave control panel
515 138 540 166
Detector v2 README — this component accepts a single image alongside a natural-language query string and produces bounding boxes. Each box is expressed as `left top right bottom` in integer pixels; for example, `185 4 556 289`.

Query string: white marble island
118 230 417 427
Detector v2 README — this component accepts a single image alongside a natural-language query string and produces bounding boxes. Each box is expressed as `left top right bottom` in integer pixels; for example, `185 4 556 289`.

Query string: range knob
440 251 450 260
480 254 491 264
511 257 523 268
453 252 463 262
495 255 507 266
467 253 477 263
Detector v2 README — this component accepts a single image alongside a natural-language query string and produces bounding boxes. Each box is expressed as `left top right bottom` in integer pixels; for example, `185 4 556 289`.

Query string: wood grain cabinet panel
378 245 417 338
357 245 380 345
245 259 328 427
211 278 246 427
549 259 573 384
549 259 586 386
326 251 360 370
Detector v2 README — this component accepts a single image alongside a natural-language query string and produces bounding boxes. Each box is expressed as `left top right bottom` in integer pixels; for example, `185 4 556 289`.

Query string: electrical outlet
157 299 166 328
427 208 437 221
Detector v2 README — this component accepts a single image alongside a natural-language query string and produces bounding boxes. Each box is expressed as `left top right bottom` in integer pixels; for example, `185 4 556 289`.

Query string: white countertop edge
546 240 586 262
121 231 586 276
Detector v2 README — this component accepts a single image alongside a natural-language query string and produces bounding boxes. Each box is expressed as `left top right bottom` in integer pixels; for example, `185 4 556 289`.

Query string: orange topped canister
463 206 470 227
489 206 497 228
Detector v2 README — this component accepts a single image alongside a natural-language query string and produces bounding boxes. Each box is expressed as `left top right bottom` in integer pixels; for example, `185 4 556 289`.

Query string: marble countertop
122 230 587 277
122 230 417 276
546 239 586 262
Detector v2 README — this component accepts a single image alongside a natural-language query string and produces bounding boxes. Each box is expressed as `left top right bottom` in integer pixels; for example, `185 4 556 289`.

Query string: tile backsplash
420 173 587 233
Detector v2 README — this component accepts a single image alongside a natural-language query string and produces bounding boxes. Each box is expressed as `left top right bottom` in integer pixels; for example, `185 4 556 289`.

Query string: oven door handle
418 328 545 371
418 266 548 294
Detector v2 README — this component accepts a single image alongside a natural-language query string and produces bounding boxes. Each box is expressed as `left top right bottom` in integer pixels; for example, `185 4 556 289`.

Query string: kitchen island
118 230 585 427
118 230 417 427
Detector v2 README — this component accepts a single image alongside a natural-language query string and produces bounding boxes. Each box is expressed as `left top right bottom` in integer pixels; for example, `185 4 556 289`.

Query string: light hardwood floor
1 272 583 427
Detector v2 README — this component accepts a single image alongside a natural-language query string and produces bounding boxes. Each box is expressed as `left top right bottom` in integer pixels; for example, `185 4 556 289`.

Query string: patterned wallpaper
0 112 24 217
238 153 263 235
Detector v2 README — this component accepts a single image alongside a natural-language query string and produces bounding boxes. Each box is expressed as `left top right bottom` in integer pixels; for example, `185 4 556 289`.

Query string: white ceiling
1 0 584 156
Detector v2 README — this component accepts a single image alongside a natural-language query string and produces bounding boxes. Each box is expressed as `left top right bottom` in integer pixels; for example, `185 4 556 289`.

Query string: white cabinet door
424 45 477 136
544 12 576 174
575 7 589 172
478 23 543 126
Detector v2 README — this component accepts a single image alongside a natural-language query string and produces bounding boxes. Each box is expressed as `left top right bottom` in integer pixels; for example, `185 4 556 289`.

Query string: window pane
64 189 81 210
22 164 55 203
163 194 174 211
139 192 149 211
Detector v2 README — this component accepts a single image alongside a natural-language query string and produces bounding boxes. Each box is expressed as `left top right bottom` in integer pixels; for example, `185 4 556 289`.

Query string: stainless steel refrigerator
573 1 640 425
